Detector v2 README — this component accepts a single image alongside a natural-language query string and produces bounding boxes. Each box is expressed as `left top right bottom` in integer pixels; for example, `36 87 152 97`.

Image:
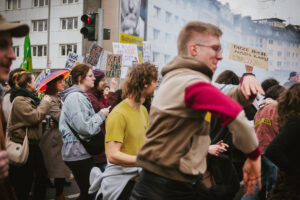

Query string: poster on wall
120 0 148 40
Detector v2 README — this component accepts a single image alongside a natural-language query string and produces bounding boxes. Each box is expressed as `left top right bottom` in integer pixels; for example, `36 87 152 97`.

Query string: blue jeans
241 155 277 200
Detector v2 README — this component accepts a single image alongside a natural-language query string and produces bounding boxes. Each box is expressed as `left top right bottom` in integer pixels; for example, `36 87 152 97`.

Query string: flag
20 35 33 73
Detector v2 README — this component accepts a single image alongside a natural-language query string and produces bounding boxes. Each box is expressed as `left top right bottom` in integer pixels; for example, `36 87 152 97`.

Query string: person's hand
110 78 117 92
0 151 9 180
243 156 262 196
240 75 265 100
208 140 229 156
100 107 110 117
43 95 52 103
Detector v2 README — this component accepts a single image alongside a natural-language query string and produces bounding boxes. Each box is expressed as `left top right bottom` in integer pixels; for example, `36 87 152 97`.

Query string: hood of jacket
258 98 276 110
59 85 90 102
161 56 213 80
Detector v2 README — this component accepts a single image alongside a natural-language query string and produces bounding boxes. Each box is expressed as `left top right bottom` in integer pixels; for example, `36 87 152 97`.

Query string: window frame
59 43 77 56
6 0 21 10
32 45 47 57
32 20 48 32
60 17 78 30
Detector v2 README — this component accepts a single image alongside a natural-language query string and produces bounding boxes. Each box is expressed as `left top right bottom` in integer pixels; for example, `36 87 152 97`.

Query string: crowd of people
0 14 300 200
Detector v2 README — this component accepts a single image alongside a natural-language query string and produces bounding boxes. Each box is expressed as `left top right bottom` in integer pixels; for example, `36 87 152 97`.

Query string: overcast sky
219 0 300 26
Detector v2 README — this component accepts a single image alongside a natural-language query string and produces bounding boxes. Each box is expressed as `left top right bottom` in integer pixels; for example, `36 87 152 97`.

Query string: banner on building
120 0 148 40
120 32 143 63
65 52 84 70
112 43 139 66
106 54 122 78
86 42 103 66
142 41 151 62
229 43 269 70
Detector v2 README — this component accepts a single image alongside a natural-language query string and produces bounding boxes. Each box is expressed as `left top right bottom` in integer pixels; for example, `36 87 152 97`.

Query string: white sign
99 50 112 71
112 43 139 66
120 67 128 79
65 52 83 70
143 41 151 62
35 70 46 89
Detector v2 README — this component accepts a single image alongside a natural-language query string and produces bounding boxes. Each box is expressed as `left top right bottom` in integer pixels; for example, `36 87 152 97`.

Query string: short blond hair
177 21 222 56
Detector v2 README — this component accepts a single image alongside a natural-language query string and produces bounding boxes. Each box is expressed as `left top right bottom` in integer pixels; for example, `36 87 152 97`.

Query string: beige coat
39 95 70 178
8 96 51 144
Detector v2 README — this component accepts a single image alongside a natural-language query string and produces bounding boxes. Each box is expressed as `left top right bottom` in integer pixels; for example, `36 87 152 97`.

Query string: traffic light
80 13 97 41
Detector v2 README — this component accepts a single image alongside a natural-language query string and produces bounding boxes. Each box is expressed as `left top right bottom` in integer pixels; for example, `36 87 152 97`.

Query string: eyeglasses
195 44 222 53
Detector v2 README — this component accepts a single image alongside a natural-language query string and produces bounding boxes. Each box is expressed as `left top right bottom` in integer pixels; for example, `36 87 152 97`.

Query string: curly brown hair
122 62 158 103
277 83 300 130
215 70 239 85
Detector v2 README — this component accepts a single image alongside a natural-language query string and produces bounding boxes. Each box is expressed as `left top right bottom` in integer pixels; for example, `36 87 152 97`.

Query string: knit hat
93 69 105 88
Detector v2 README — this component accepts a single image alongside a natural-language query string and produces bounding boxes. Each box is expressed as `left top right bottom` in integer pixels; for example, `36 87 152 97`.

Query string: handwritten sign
86 42 103 66
143 41 151 62
98 50 112 71
229 43 269 70
106 54 122 78
65 52 83 70
112 43 139 66
120 32 143 63
35 70 46 89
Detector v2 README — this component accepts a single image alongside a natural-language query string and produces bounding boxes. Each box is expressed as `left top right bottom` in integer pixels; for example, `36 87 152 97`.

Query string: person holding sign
130 21 264 200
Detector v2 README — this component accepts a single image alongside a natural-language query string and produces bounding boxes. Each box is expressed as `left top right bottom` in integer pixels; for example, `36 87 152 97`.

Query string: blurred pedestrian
59 64 109 200
0 14 29 200
86 69 118 172
283 71 299 88
8 72 52 200
38 71 71 200
265 83 300 199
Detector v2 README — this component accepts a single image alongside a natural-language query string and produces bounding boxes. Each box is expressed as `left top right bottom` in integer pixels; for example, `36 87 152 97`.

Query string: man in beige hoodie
130 21 264 200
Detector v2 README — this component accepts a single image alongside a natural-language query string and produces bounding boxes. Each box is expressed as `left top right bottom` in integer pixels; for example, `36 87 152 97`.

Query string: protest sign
112 43 139 66
120 32 143 63
106 54 122 78
86 42 103 66
99 50 112 71
35 70 46 89
121 67 128 79
65 52 83 70
229 43 269 70
143 41 151 62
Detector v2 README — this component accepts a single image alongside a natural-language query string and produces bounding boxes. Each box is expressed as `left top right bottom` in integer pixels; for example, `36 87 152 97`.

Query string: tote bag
5 129 29 165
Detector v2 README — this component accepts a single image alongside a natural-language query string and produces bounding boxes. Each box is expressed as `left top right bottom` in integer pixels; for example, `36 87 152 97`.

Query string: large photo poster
120 0 148 40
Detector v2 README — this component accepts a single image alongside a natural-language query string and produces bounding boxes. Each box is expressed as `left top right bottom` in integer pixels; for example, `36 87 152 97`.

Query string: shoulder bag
66 122 104 156
5 128 29 165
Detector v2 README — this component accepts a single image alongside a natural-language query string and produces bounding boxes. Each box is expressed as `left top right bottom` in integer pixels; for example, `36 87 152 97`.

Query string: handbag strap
65 121 85 143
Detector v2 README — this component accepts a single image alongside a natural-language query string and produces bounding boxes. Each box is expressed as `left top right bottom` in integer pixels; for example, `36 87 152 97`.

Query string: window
286 52 290 57
60 44 77 56
277 51 282 56
165 11 172 23
165 33 171 42
33 0 48 7
62 0 79 4
32 20 47 32
277 61 281 67
61 17 78 30
153 6 161 17
268 50 273 56
13 46 19 57
269 39 273 44
6 0 20 10
153 52 159 62
32 45 47 57
153 29 160 40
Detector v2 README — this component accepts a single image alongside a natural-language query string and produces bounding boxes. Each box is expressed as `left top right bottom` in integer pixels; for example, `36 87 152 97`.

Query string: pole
46 0 51 74
97 8 104 47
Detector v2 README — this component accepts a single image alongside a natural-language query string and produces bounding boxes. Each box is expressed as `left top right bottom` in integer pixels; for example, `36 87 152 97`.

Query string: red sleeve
106 92 119 112
184 82 243 126
87 91 102 113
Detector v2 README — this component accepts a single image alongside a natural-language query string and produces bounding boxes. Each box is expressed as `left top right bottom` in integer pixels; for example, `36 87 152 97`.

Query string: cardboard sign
120 67 128 79
65 52 83 70
143 41 151 62
120 32 143 63
112 43 139 66
106 54 122 78
229 43 269 70
35 70 46 89
86 42 103 66
99 50 112 71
